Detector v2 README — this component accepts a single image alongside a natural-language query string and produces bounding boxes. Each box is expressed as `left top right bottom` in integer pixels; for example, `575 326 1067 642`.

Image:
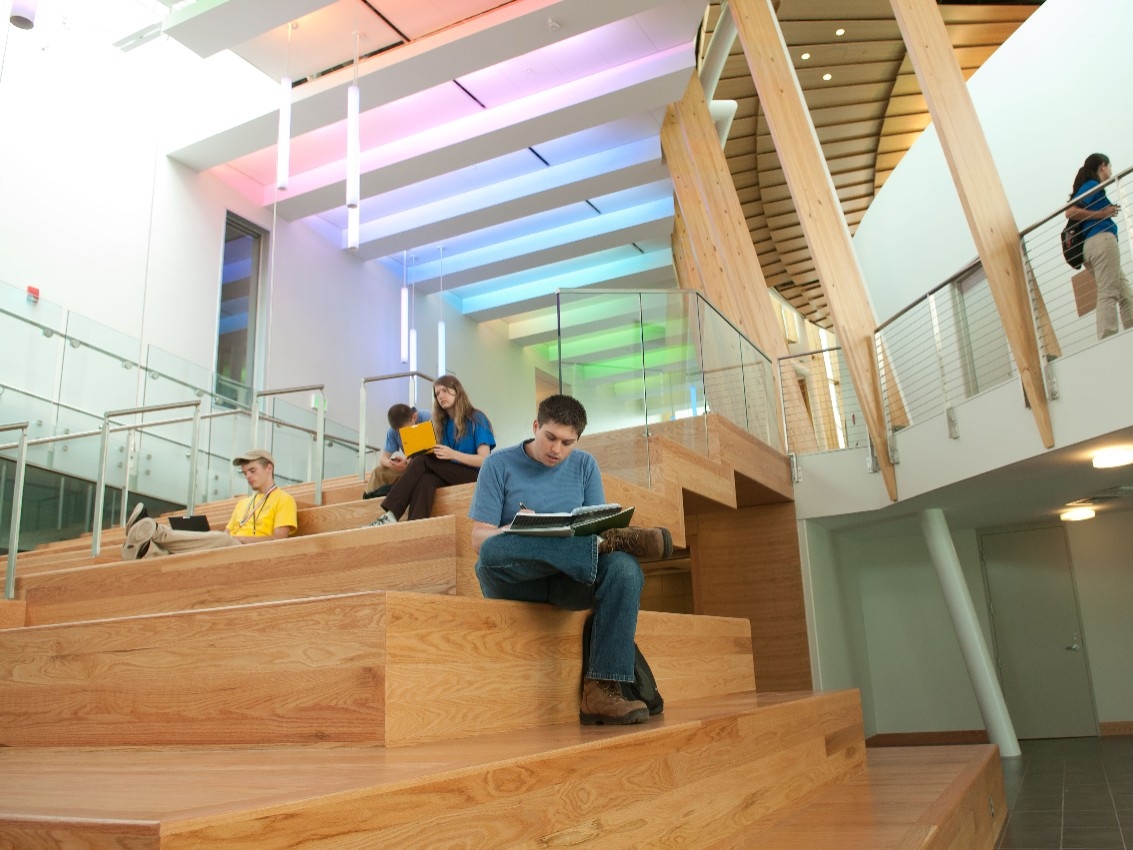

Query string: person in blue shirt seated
364 403 431 497
369 374 495 524
467 394 674 726
1067 152 1133 339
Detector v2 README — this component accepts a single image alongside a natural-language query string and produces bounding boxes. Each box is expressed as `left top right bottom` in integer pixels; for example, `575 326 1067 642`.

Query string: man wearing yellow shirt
224 449 298 542
121 449 297 559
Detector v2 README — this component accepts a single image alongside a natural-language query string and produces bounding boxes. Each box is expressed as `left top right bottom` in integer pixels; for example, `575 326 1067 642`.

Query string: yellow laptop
399 421 438 457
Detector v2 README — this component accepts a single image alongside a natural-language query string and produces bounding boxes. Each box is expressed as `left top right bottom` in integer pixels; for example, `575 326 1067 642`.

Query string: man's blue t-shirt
469 440 604 528
1073 179 1119 241
383 411 431 454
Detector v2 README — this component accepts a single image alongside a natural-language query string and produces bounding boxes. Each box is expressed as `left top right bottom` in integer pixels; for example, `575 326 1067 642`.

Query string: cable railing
777 346 868 455
872 258 1019 437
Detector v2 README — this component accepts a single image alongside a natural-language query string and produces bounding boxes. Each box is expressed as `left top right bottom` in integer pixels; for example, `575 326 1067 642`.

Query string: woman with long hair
370 374 495 524
1067 153 1133 339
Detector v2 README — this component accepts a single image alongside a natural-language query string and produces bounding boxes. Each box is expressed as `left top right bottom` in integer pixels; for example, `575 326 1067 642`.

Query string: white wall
803 512 1133 737
0 13 546 461
1065 511 1133 725
804 518 988 737
855 0 1133 320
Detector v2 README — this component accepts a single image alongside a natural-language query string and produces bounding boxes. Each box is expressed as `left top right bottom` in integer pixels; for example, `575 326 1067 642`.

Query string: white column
920 508 1020 757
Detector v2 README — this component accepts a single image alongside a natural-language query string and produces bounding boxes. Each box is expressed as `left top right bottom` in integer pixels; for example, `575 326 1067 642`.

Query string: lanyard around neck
237 484 276 528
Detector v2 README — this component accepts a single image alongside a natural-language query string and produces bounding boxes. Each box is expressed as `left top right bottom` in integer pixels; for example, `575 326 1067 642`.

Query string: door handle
1065 643 1080 651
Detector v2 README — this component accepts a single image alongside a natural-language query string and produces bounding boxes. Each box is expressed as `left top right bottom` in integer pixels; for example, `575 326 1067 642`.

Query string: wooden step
735 744 1006 849
15 483 477 576
0 591 756 748
0 689 866 849
14 474 365 564
16 518 458 627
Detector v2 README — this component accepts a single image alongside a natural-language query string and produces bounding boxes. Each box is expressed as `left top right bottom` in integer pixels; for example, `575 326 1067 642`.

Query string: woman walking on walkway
1068 153 1133 339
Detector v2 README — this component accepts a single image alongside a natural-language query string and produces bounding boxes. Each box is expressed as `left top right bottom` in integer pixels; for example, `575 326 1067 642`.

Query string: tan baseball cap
232 448 275 467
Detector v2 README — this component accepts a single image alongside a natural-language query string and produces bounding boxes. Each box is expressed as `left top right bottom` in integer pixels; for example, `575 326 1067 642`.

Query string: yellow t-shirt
225 487 298 538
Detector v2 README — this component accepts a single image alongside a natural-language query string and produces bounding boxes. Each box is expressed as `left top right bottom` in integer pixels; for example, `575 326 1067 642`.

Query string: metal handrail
252 385 326 505
91 400 203 556
2 422 29 600
0 406 248 454
358 371 436 480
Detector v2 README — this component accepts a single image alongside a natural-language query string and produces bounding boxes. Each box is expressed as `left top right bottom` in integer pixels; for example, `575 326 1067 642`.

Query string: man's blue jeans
476 532 643 682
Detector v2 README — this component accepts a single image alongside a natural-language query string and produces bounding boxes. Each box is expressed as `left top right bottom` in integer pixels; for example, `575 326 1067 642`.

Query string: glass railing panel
1020 166 1133 360
257 396 318 487
57 312 141 417
638 291 709 458
739 337 780 452
199 411 255 502
697 300 746 444
0 432 148 550
552 291 650 487
553 288 782 482
0 310 66 407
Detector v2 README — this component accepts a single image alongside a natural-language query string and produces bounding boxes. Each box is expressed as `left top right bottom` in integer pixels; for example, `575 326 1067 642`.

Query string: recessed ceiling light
1060 506 1096 522
801 52 811 60
822 73 832 81
835 28 846 36
1092 446 1133 468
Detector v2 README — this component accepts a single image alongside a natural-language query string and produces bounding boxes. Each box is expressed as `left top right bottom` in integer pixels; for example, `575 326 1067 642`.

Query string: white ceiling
161 0 705 334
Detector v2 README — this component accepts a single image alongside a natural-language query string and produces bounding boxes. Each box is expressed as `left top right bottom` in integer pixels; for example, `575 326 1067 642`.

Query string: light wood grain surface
18 518 458 626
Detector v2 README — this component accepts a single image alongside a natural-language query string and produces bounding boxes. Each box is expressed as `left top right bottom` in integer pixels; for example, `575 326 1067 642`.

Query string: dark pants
381 454 480 520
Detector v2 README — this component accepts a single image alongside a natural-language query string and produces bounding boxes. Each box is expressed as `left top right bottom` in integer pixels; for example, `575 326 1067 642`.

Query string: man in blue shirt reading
468 394 674 725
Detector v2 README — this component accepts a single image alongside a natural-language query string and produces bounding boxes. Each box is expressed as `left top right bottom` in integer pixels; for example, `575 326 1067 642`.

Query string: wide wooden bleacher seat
0 417 1008 848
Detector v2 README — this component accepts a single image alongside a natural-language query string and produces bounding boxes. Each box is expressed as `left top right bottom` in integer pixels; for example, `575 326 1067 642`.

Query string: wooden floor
0 692 1002 849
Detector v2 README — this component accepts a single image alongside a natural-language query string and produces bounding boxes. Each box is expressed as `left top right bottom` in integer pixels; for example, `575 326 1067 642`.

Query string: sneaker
598 526 673 561
121 517 156 560
126 502 148 532
579 679 649 726
368 511 397 528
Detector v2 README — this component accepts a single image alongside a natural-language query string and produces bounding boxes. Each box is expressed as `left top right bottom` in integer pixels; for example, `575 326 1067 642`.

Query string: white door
980 526 1097 739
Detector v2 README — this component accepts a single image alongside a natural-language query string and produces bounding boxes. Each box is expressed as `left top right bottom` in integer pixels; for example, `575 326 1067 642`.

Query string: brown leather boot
579 678 649 725
597 526 673 561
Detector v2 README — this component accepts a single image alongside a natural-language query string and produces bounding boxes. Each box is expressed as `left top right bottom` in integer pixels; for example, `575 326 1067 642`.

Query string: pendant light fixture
276 22 295 191
347 207 359 252
400 250 409 363
436 246 446 376
346 26 360 210
9 0 36 29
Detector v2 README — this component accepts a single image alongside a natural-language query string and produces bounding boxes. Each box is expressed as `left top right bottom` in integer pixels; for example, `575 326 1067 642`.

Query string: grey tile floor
996 737 1133 850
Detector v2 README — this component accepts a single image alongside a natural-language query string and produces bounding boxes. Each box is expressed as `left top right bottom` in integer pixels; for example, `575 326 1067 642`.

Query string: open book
506 503 635 537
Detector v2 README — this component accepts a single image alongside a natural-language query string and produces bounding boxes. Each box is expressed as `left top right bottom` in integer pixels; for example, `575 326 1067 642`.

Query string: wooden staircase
0 415 1006 848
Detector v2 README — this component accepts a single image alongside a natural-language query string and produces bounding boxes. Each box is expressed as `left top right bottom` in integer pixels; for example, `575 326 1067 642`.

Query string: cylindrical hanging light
436 246 446 376
347 206 359 251
400 251 409 363
276 77 292 190
276 23 295 191
10 0 37 29
346 84 360 208
345 29 360 209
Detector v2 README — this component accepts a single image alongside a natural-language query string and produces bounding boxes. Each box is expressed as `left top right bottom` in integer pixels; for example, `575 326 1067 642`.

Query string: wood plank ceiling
704 0 1041 328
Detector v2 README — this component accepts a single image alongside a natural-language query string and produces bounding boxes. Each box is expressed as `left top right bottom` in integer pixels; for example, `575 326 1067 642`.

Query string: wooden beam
662 73 818 454
888 0 1053 448
731 0 899 500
